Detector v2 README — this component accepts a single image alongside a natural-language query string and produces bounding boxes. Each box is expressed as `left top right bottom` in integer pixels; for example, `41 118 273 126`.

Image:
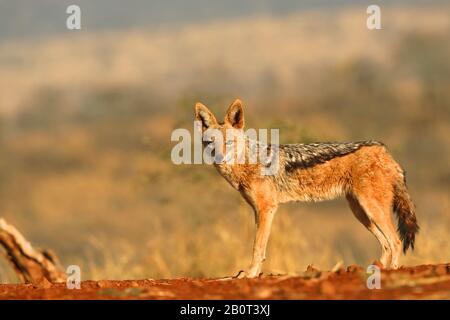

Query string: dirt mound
1 263 449 300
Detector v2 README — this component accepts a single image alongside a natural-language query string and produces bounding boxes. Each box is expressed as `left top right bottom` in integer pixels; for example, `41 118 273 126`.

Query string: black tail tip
401 226 419 254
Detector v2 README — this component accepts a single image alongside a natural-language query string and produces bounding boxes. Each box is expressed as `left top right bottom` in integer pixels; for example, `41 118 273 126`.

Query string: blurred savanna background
0 0 449 282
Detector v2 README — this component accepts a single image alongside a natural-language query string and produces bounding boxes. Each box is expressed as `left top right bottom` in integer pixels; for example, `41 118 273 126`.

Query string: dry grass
0 5 449 282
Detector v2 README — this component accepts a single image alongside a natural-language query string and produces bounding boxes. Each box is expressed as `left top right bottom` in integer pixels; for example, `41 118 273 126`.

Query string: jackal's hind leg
352 194 402 269
346 195 392 268
374 202 402 269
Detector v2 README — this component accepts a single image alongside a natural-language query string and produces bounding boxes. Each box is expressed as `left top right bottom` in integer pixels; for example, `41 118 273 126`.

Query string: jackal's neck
214 161 262 190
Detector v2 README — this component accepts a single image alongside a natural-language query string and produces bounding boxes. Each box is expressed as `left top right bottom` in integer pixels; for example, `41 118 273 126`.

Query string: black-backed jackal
195 99 419 278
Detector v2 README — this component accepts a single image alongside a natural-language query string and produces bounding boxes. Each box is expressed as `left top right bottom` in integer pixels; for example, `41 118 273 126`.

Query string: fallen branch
0 218 66 284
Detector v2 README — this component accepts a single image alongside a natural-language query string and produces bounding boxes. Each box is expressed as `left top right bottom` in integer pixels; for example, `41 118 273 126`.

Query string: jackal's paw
371 260 389 269
233 269 262 279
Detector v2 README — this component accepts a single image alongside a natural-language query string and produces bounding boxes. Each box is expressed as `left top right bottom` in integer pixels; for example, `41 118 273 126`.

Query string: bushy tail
393 176 419 253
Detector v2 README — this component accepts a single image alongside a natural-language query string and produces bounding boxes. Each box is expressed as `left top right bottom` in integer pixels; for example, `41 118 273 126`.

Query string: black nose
215 154 224 163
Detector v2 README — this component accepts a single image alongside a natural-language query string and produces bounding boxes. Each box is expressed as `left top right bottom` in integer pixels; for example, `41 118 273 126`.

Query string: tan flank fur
195 99 419 278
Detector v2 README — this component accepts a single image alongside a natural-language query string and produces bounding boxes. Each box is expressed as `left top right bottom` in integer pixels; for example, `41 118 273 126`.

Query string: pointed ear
225 99 245 129
195 102 218 130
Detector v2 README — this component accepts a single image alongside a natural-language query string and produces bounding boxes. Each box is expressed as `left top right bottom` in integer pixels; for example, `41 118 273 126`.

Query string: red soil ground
1 263 449 300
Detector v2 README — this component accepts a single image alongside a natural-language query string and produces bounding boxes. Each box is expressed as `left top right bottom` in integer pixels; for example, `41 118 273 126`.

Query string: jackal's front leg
243 204 277 278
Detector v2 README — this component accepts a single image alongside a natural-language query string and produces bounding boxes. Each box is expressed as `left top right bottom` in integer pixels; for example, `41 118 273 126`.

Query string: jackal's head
194 99 246 165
